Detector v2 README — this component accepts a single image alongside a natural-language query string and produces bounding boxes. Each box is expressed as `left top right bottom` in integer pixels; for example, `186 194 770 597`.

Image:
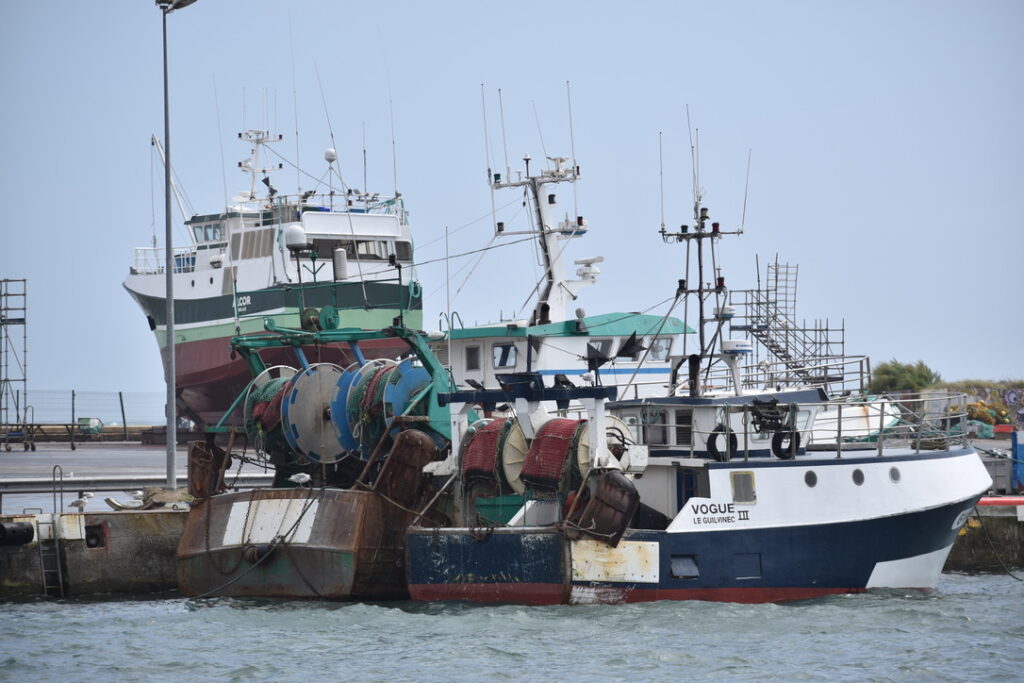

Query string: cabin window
466 346 481 371
193 226 205 242
670 555 700 579
590 339 613 357
643 408 668 445
395 240 413 261
649 337 673 362
619 338 642 361
210 224 223 241
492 343 518 369
730 471 756 503
356 240 387 260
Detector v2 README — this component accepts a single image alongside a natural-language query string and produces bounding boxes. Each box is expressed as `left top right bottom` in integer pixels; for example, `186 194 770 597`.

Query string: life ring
707 427 737 462
771 430 801 459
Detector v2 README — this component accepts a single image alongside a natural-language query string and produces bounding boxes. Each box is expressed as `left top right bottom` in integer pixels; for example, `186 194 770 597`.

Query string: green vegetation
867 359 941 394
935 379 1024 393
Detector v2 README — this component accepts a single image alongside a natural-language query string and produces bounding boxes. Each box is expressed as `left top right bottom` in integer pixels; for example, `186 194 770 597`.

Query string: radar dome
284 224 309 251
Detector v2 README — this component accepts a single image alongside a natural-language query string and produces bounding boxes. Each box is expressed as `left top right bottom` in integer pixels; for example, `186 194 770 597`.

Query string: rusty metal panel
222 498 320 545
570 539 660 583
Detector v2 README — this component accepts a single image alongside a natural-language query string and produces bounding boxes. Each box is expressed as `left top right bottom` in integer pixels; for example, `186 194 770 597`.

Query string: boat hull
177 488 409 600
124 279 422 425
407 445 992 605
407 493 980 605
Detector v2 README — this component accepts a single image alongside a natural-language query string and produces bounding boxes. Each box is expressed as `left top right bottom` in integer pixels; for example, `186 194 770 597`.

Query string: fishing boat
432 153 691 401
404 174 992 604
124 131 421 426
176 310 453 599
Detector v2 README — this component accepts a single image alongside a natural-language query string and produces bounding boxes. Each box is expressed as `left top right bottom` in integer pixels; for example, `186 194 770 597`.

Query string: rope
974 444 1024 466
971 507 1022 581
191 487 326 599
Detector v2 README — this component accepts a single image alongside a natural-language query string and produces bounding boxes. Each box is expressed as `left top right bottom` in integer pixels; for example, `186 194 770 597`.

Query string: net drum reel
280 362 347 464
519 418 587 494
500 415 634 496
328 362 363 453
243 365 298 459
498 419 530 496
460 418 514 496
344 359 398 458
381 357 437 442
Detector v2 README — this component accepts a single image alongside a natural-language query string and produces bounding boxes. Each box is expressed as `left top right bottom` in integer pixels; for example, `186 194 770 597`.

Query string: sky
0 0 1021 395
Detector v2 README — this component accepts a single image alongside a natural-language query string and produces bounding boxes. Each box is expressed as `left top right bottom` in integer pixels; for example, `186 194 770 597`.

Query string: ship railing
640 391 970 460
130 246 200 275
273 191 407 222
694 355 871 398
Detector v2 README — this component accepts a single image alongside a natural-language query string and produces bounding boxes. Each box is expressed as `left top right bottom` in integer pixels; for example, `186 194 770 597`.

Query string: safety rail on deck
130 245 210 276
637 391 970 460
693 355 871 398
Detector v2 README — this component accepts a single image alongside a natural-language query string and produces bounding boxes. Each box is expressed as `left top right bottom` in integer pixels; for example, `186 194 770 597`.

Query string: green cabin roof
448 312 693 340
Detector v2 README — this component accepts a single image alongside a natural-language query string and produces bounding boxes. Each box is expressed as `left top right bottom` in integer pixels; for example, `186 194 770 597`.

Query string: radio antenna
288 15 301 192
498 88 511 181
658 131 665 231
481 84 499 233
740 148 752 234
532 99 549 164
566 80 579 218
686 104 699 205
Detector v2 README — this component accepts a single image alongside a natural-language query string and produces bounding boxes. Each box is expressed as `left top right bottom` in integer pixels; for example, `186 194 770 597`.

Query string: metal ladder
35 516 65 598
35 464 67 598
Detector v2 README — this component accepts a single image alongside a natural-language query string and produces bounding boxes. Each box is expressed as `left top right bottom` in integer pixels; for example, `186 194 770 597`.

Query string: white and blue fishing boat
432 154 690 402
405 178 992 604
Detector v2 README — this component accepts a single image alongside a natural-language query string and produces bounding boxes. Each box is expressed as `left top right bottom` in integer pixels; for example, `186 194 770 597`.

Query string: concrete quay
0 442 269 599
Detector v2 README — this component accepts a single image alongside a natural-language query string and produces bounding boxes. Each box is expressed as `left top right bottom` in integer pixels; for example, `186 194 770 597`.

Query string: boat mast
490 154 584 325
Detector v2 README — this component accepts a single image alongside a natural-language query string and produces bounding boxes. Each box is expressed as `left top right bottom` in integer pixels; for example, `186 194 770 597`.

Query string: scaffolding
1 279 28 448
728 258 849 387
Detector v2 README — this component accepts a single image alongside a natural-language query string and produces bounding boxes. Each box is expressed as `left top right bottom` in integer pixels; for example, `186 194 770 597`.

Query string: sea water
0 573 1021 681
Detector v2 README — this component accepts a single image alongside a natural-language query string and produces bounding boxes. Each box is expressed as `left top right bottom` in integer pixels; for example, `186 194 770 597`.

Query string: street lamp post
157 0 196 490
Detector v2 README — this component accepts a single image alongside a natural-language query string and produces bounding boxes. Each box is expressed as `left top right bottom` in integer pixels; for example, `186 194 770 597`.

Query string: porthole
852 468 865 486
804 471 817 487
889 467 901 483
190 279 195 287
209 277 214 284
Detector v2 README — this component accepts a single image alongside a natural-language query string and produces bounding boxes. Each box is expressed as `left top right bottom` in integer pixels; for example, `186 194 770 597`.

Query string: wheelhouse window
644 408 668 445
356 240 388 260
492 343 518 369
591 339 613 357
465 345 481 371
619 338 642 361
395 240 413 261
649 337 673 362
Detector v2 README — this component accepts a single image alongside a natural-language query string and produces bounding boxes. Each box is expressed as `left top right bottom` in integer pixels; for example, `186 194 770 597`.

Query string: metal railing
130 245 204 275
691 355 871 398
633 391 971 460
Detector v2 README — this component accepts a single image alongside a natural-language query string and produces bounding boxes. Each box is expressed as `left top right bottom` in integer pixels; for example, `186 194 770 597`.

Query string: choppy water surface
1 573 1021 681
